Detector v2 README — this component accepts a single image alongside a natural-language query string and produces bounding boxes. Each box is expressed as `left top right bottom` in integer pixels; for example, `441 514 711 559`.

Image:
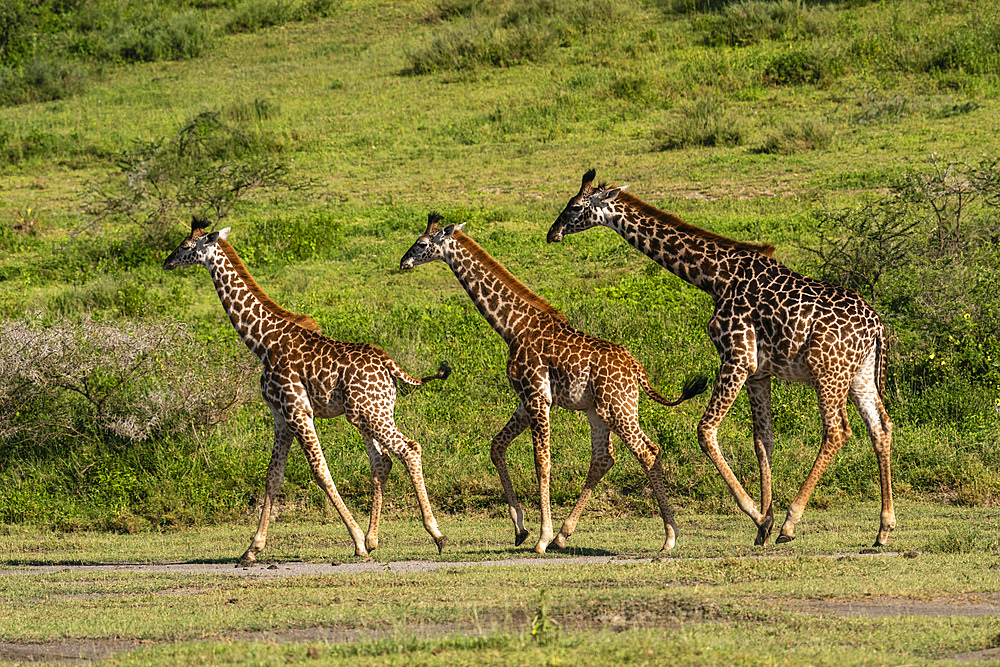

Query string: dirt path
4 553 999 664
0 548 913 578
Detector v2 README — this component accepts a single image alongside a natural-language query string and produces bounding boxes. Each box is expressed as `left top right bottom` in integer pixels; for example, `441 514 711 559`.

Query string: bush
0 58 88 106
225 0 293 34
405 0 628 74
0 316 257 448
111 11 214 63
924 21 1000 75
85 109 307 245
700 0 815 47
655 97 744 150
764 49 837 86
757 116 832 154
805 156 1000 428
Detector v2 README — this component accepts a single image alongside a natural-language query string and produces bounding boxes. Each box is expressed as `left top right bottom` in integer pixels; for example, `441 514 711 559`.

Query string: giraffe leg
746 377 776 546
489 405 530 546
698 364 767 535
525 398 555 554
238 413 293 566
362 417 447 553
362 437 392 553
850 372 895 546
552 409 615 549
609 410 679 552
776 383 851 543
290 410 368 557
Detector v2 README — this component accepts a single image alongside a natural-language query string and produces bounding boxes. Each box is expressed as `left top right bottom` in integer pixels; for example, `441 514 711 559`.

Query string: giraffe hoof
236 553 256 568
775 534 795 544
514 530 530 547
754 516 774 546
435 535 448 554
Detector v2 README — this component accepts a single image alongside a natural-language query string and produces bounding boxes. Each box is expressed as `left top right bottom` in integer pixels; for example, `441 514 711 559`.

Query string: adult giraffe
400 213 706 554
164 218 449 563
547 170 894 547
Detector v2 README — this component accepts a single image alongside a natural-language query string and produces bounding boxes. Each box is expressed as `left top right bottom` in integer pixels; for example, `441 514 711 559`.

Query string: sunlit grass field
0 0 1000 580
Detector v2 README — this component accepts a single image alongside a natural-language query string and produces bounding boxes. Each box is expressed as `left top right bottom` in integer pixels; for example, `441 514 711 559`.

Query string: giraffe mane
217 239 323 333
453 231 568 322
616 191 776 258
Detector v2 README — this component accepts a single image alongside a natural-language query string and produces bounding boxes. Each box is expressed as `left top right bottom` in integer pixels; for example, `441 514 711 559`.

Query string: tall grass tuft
405 0 629 74
757 116 832 154
655 97 745 150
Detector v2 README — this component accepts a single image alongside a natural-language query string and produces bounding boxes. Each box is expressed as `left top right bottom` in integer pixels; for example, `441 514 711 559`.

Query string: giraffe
547 170 895 547
400 213 707 554
164 217 449 563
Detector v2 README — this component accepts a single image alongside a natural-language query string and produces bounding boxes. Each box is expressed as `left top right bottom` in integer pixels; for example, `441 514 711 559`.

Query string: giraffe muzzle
546 225 564 243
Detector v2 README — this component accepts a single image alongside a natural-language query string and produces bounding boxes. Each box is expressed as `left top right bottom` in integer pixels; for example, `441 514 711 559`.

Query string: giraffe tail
875 331 887 402
638 365 709 407
387 360 452 387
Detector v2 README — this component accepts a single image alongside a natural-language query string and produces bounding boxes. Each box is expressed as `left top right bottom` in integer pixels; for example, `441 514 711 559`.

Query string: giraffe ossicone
164 217 449 563
401 212 707 554
549 170 895 547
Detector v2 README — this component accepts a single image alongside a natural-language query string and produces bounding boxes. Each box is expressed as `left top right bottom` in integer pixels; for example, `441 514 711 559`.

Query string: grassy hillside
1 0 999 532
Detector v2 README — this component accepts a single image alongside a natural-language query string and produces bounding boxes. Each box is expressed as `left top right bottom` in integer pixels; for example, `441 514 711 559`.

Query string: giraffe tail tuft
640 367 709 407
421 361 451 384
387 359 452 387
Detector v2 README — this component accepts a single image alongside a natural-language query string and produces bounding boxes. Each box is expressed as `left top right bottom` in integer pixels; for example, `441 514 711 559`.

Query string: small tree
84 110 309 244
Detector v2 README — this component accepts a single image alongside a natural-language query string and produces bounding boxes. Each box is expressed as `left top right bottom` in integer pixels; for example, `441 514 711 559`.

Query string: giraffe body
549 170 894 547
164 219 448 563
401 214 706 553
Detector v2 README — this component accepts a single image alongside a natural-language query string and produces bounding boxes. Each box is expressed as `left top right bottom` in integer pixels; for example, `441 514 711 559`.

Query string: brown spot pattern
548 171 895 548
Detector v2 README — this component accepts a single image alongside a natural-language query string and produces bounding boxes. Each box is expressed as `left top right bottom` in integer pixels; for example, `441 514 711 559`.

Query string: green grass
2 506 1000 664
1 0 999 545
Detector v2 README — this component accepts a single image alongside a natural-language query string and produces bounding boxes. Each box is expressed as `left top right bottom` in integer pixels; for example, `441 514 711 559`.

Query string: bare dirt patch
798 595 1000 618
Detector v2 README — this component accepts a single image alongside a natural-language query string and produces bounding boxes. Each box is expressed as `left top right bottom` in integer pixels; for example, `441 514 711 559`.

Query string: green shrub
806 156 1000 428
85 110 306 245
763 49 836 86
608 75 661 105
925 21 1000 75
757 116 832 154
0 0 36 68
0 58 87 106
655 97 745 150
405 0 629 74
111 11 214 63
225 0 293 34
700 0 815 47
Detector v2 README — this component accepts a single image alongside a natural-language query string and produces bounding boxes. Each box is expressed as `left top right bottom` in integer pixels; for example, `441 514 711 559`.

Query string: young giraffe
548 170 895 547
400 213 706 554
164 218 449 563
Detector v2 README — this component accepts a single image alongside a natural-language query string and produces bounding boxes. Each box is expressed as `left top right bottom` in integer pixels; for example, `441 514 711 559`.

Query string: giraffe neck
443 232 567 345
604 193 776 300
204 241 319 361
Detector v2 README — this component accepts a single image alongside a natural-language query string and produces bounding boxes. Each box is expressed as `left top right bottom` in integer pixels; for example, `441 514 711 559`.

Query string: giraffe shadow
463 546 617 558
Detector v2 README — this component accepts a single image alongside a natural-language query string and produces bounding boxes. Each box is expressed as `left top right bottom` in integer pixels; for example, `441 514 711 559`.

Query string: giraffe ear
218 227 231 241
582 169 596 187
590 185 627 208
453 222 466 233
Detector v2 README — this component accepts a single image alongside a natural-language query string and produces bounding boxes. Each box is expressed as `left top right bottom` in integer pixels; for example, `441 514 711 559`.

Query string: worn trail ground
3 552 1000 664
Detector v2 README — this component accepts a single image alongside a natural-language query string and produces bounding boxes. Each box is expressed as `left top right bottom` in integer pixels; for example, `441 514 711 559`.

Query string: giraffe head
400 212 465 270
163 217 231 270
547 169 628 243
